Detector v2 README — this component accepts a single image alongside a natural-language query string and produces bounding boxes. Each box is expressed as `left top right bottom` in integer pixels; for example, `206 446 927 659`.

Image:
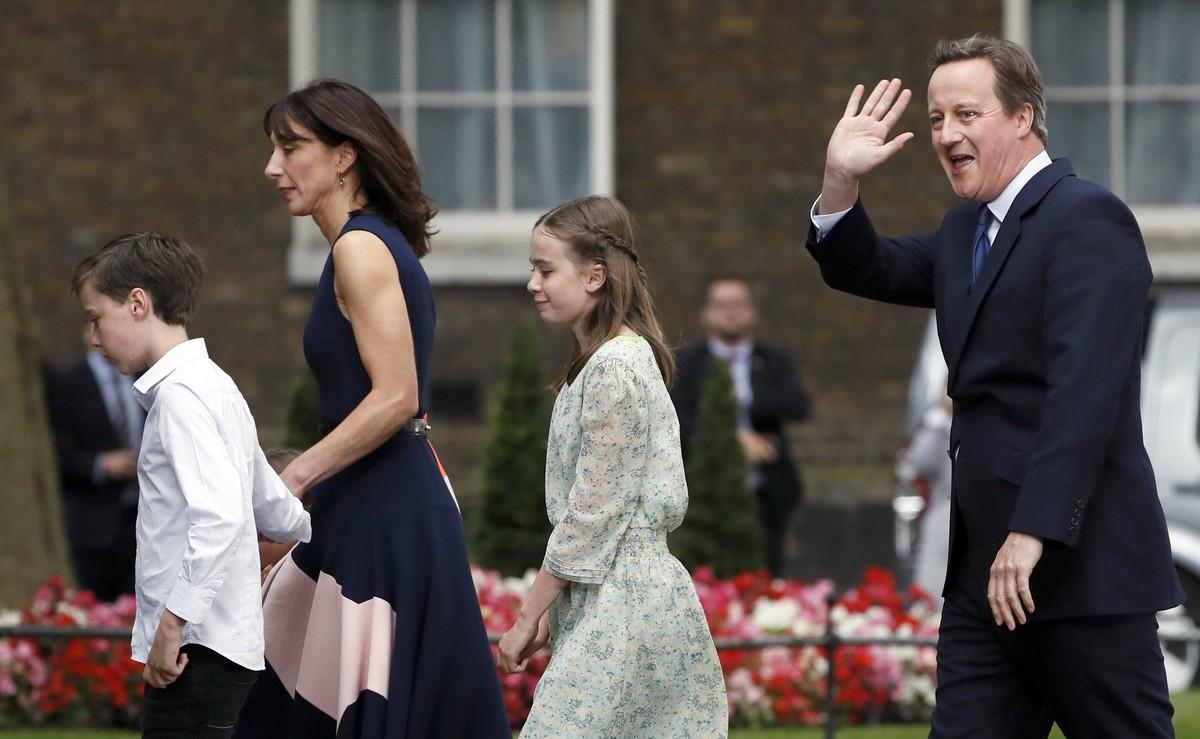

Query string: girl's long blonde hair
536 195 675 389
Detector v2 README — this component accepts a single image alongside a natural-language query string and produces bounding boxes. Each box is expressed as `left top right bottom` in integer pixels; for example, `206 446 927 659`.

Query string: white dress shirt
810 150 1054 245
131 338 311 670
707 337 754 430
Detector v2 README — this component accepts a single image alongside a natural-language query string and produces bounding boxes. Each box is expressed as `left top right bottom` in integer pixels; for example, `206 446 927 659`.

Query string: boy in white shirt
72 232 311 737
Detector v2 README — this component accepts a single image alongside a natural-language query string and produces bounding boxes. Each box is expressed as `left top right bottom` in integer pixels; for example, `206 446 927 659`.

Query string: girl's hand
498 617 539 673
523 611 551 661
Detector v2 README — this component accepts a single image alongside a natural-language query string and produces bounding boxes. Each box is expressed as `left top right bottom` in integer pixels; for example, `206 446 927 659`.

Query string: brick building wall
7 0 1001 581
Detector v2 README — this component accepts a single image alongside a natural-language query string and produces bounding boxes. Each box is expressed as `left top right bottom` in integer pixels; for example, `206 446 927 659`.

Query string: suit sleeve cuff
165 577 215 625
811 197 852 242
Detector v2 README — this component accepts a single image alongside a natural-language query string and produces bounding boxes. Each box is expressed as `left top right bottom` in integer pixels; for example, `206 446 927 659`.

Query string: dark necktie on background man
971 204 992 286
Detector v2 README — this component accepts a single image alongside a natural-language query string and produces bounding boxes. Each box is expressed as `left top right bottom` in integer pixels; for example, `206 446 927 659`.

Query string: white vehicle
897 255 1200 691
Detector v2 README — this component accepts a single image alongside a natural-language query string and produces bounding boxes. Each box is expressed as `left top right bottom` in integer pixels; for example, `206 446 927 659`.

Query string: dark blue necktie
970 205 992 286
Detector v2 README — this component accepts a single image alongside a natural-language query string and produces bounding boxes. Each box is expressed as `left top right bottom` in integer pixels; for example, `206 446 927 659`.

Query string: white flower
752 597 800 633
0 611 19 628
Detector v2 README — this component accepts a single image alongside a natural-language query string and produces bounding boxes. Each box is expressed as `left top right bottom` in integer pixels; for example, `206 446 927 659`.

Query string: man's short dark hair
929 35 1049 145
71 232 204 326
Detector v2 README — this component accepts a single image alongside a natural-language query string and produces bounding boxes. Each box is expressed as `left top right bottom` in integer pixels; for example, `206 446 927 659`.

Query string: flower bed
1 567 939 729
0 576 140 729
476 565 939 729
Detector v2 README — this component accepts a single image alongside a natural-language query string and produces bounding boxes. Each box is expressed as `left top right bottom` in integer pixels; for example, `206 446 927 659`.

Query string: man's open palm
826 78 915 180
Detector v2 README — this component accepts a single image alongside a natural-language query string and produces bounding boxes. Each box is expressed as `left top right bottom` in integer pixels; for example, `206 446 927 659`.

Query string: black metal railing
3 608 1198 739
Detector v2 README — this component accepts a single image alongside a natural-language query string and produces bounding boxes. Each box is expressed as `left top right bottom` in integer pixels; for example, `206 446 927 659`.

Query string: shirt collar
708 337 753 363
132 338 208 410
986 149 1052 225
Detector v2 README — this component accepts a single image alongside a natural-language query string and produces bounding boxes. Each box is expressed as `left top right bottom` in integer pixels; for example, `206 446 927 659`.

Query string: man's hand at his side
820 78 915 214
987 532 1044 630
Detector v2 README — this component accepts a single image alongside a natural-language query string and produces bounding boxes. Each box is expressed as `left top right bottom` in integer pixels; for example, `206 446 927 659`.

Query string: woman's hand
280 462 308 500
498 616 540 673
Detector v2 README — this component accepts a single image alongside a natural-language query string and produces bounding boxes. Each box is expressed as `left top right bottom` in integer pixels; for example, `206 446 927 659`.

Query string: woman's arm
282 230 420 495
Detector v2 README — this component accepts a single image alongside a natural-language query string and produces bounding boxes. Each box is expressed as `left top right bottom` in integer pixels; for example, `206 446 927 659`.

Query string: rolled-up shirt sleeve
543 359 648 584
251 447 311 544
157 385 245 625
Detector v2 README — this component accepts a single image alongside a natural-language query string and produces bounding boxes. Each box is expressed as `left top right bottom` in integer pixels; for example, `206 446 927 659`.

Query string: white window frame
1006 0 1200 238
287 0 614 285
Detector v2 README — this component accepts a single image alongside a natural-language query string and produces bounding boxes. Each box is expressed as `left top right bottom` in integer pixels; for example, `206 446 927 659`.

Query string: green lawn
3 689 1198 738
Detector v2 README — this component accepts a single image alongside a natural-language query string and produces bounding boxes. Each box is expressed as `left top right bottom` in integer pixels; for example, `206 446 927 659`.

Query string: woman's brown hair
264 78 437 256
536 195 675 389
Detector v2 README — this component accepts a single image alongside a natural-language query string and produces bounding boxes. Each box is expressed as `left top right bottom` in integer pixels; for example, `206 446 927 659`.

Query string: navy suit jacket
671 341 811 518
807 159 1182 620
44 359 137 551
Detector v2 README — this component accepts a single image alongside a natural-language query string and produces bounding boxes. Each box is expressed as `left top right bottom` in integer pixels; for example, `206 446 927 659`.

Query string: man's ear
1015 102 1035 138
128 288 152 320
584 262 608 294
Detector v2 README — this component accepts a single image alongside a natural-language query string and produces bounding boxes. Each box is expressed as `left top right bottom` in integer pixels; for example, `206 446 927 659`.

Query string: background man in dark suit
671 276 811 576
45 328 145 602
805 36 1180 737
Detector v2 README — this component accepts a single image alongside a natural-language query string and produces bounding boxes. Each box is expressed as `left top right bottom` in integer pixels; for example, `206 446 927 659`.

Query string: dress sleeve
543 358 649 584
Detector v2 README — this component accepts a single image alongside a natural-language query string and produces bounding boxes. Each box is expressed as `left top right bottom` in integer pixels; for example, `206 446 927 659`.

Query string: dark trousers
70 505 137 602
930 595 1175 738
143 644 259 738
755 487 790 577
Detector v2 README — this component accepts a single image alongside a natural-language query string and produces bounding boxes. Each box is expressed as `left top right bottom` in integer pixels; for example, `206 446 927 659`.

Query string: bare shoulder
332 229 399 288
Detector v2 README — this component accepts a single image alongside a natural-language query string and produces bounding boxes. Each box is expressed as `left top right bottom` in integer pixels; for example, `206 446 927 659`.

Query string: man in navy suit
45 330 145 602
671 276 811 576
806 36 1181 737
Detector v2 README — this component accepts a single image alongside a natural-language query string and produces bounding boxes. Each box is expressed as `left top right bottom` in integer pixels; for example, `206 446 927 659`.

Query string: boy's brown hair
71 232 204 326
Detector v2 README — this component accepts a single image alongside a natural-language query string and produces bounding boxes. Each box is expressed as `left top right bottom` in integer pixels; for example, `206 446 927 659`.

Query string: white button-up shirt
131 338 311 670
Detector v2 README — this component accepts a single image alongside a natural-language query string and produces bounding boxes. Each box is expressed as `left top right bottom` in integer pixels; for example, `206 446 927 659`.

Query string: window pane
1126 0 1200 85
514 106 589 209
514 0 589 91
1126 102 1200 205
418 0 495 92
1031 0 1110 87
319 0 400 91
417 108 497 209
1047 102 1111 189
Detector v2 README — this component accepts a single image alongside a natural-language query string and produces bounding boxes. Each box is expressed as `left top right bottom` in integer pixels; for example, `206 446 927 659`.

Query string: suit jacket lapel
947 159 1075 391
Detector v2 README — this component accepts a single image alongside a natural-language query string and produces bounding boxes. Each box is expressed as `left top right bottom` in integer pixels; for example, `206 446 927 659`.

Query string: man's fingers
986 577 1003 626
881 132 915 158
860 79 890 117
176 652 189 673
1004 573 1026 627
880 88 914 129
1018 572 1036 615
844 84 865 118
870 79 903 120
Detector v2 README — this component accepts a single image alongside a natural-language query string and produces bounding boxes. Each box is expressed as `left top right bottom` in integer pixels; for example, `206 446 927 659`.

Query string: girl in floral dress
497 195 728 737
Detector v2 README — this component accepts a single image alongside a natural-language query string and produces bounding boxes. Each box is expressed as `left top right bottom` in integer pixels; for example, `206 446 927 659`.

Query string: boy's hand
144 609 189 688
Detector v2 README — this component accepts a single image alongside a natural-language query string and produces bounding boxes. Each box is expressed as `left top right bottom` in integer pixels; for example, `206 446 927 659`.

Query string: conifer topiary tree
671 359 763 576
469 320 553 575
283 368 322 451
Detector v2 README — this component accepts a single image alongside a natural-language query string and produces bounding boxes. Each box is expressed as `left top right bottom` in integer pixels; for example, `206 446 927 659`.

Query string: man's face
79 281 146 375
702 279 756 343
927 58 1035 202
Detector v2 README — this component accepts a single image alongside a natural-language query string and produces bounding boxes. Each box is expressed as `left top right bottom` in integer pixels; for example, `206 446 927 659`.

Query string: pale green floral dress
521 336 728 739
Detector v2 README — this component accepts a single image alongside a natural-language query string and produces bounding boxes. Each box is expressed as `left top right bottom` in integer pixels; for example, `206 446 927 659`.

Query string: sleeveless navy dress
236 215 509 738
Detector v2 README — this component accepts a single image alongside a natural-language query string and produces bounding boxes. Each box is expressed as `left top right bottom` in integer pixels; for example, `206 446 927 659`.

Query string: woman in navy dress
235 79 509 738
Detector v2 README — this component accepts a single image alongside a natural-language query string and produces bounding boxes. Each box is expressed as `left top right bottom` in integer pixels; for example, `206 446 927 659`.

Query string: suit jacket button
1070 517 1079 526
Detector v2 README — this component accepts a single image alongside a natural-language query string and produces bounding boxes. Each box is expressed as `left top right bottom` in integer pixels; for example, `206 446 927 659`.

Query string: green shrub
672 359 763 576
283 368 321 450
469 320 553 575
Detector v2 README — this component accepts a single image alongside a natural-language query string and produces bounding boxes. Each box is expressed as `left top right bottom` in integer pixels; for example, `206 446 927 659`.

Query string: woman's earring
337 171 344 188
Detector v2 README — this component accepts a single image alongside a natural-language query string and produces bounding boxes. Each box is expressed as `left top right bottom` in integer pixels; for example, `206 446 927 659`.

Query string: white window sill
286 212 540 286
